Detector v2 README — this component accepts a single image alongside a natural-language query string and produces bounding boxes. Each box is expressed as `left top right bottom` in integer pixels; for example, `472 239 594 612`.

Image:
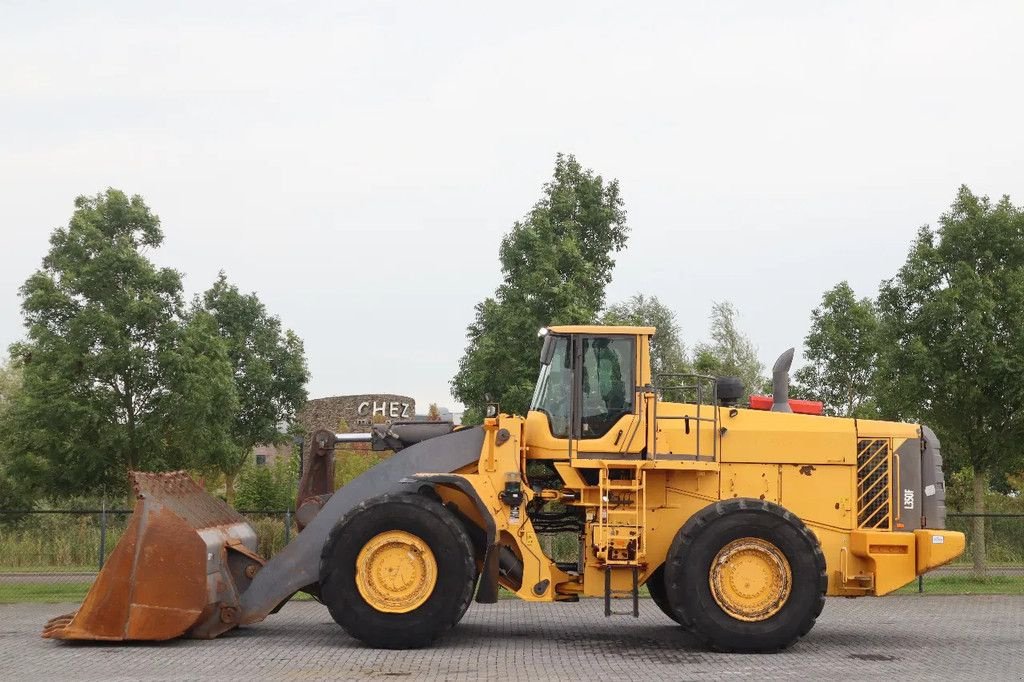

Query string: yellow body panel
721 407 857 465
548 324 656 337
437 328 964 608
915 529 967 574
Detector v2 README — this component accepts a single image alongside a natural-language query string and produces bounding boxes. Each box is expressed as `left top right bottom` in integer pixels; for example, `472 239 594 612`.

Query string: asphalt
2 596 1022 681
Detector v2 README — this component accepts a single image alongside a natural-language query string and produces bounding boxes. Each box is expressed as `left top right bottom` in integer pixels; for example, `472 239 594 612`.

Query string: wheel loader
42 325 965 652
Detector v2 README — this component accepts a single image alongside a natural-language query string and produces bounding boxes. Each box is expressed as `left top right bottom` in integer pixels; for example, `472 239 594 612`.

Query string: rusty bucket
43 471 264 641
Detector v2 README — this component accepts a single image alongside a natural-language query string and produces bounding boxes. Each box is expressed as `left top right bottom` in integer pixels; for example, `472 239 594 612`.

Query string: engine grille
857 438 891 530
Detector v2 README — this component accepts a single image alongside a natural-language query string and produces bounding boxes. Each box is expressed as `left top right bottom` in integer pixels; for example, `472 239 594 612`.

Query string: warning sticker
924 484 936 496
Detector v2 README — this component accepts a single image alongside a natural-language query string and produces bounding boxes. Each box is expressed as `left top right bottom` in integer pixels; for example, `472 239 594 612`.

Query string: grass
897 574 1024 595
0 566 97 574
0 582 93 604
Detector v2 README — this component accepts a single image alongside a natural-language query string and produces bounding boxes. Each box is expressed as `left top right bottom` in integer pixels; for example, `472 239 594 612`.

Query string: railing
650 373 719 461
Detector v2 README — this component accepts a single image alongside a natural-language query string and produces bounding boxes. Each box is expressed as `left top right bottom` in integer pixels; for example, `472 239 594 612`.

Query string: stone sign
296 393 416 476
297 393 416 441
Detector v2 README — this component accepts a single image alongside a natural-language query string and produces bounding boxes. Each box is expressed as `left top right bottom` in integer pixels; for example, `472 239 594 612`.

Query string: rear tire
664 499 826 653
319 493 475 649
645 565 682 624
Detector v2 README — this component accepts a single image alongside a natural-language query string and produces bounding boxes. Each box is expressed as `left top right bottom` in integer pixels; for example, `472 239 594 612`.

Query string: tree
199 273 309 505
235 456 297 511
0 361 20 411
161 311 238 475
602 294 688 377
451 154 629 421
693 301 765 399
0 360 32 509
793 282 880 417
3 190 227 497
876 186 1024 574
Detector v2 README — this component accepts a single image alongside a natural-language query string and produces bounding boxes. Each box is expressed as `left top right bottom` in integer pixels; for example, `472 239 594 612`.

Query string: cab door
570 334 642 459
526 333 643 459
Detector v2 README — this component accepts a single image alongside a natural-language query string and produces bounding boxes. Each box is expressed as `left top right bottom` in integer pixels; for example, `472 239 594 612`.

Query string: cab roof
547 325 656 336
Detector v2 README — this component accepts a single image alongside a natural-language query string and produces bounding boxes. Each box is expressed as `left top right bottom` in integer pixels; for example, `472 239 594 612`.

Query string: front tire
319 493 476 649
664 499 827 653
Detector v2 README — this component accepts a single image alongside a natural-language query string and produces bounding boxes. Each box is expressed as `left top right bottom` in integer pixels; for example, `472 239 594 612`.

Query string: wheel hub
355 530 437 613
709 537 792 621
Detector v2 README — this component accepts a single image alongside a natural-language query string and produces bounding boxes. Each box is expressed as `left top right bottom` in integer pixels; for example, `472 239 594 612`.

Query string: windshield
530 335 571 438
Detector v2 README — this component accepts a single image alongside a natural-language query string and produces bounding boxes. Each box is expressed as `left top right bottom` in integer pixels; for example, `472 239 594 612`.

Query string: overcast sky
3 1 1023 413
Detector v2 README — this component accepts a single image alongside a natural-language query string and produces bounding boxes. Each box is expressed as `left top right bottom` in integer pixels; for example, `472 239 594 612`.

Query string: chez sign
357 400 413 421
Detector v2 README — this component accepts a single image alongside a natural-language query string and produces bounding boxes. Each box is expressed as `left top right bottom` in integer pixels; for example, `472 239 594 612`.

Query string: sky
2 1 1024 413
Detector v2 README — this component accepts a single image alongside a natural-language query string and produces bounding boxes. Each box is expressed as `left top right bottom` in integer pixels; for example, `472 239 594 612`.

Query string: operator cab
527 326 653 459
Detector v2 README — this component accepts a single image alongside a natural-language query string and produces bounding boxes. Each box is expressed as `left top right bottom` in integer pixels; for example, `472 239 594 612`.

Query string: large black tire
645 565 682 624
664 499 827 653
319 493 476 649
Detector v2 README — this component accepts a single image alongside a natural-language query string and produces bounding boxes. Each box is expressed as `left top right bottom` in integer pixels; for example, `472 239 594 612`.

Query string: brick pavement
1 596 1021 681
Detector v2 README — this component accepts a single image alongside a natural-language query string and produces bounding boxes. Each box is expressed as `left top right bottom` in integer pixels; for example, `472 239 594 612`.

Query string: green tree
451 154 629 421
693 301 765 399
199 273 309 505
794 282 880 417
602 294 688 378
0 360 32 509
3 190 226 497
162 311 238 475
235 455 297 511
876 186 1024 574
0 361 20 411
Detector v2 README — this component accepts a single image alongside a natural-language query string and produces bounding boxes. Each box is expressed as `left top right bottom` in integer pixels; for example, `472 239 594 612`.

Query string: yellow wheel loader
43 325 965 652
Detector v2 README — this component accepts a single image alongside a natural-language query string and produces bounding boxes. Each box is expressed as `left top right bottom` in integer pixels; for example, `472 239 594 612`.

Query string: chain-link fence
1 509 1021 602
0 508 296 603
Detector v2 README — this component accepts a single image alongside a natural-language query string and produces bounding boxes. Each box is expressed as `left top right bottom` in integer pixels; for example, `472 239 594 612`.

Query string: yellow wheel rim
709 537 792 622
355 530 437 613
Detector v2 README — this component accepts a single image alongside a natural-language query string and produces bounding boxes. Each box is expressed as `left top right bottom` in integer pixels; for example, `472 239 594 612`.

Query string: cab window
579 336 634 439
530 335 571 438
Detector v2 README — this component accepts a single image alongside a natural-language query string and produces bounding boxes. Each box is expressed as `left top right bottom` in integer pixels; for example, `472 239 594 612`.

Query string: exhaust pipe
771 348 795 413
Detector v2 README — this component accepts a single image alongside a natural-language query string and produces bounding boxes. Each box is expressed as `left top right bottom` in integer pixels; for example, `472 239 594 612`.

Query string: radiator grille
857 438 891 530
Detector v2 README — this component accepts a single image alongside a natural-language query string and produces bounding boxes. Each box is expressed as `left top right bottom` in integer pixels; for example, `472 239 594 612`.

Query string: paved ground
2 597 1022 681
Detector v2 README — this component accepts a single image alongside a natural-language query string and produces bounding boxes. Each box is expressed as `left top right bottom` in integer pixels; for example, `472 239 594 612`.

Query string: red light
748 395 824 416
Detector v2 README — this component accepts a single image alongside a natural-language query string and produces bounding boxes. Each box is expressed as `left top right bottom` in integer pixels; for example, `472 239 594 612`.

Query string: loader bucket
42 471 264 641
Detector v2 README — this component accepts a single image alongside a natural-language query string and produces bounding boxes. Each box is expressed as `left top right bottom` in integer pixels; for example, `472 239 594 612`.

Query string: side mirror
540 335 556 366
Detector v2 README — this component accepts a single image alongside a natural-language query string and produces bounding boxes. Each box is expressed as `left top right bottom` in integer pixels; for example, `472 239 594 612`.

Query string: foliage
161 311 238 475
876 186 1024 480
0 510 128 569
451 154 629 422
197 272 309 503
0 360 32 509
602 294 688 377
692 301 765 399
876 186 1024 571
2 190 232 498
793 282 880 417
234 455 297 511
335 447 388 488
0 360 20 411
